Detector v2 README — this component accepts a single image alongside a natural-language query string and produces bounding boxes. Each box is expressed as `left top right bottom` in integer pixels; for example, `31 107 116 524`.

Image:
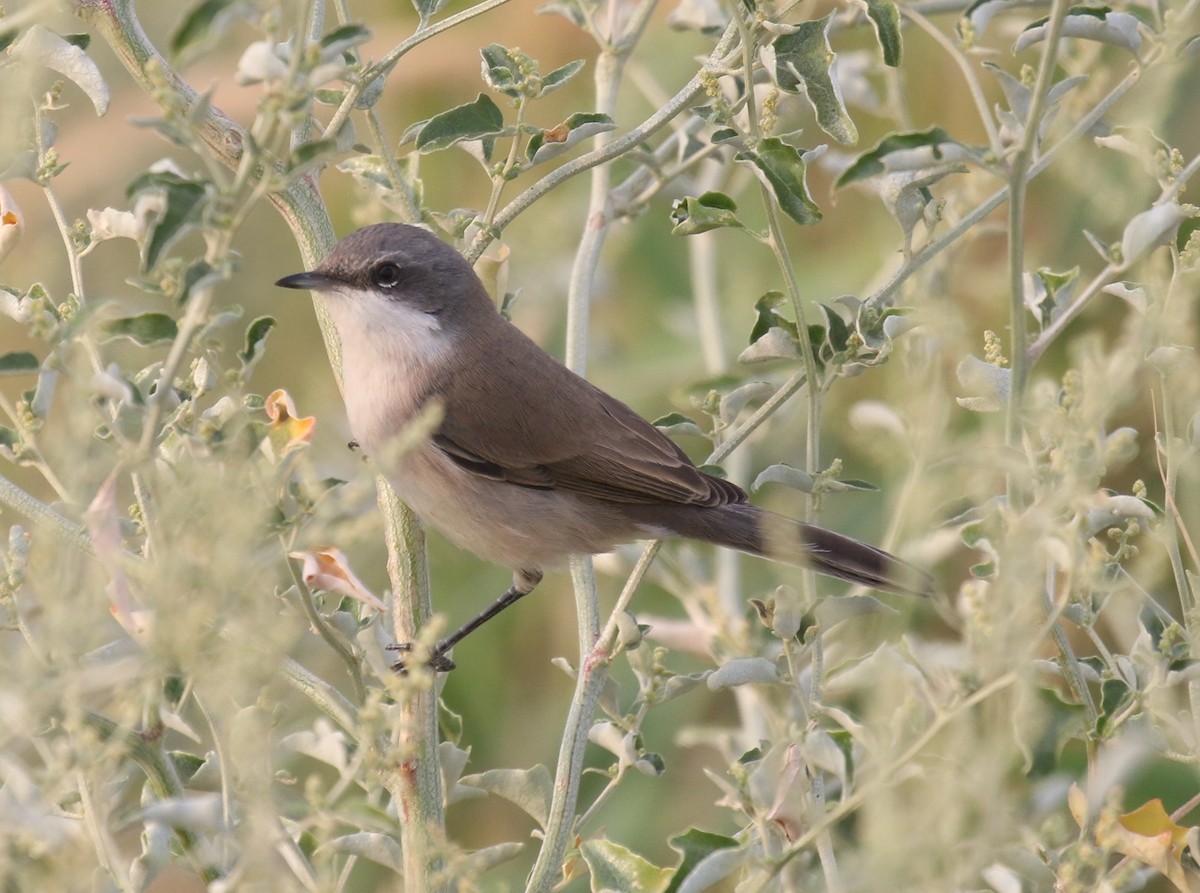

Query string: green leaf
664 829 741 893
170 0 238 61
480 44 530 97
1016 6 1142 54
239 316 276 371
1095 676 1133 738
653 412 705 437
835 126 960 187
541 58 585 93
11 25 109 116
415 94 505 153
735 138 822 225
864 0 903 65
749 290 798 344
0 352 39 375
752 463 814 493
1025 266 1079 329
319 23 371 57
768 13 857 145
126 170 207 270
100 313 178 345
580 838 672 893
287 139 339 174
670 191 745 235
457 765 553 828
526 112 616 164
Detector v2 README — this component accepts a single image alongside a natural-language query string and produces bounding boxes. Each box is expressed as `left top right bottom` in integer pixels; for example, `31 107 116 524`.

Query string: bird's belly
384 446 647 572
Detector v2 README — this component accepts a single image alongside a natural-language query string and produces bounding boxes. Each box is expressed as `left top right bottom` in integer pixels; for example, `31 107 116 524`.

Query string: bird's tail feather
632 502 932 597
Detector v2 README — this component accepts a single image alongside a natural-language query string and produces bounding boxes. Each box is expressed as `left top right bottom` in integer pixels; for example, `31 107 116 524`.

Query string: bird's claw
387 642 456 673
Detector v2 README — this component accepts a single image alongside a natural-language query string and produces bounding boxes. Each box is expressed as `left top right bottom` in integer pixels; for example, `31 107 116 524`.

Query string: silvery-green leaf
0 352 39 376
1015 7 1143 55
279 719 349 771
100 313 178 345
764 13 857 145
415 94 505 153
771 585 803 640
320 833 403 871
859 0 902 66
653 412 704 437
12 25 109 115
170 0 243 64
580 838 672 893
719 381 773 422
956 354 1011 412
1094 127 1175 180
1102 281 1147 313
526 112 616 164
735 138 822 224
1024 266 1079 329
319 23 371 60
234 39 288 84
836 127 967 186
458 765 553 828
707 657 780 689
958 0 1020 42
126 169 207 269
659 671 711 702
540 58 585 94
985 63 1087 144
1083 228 1116 263
670 191 744 235
738 327 800 364
1084 493 1154 536
752 463 814 494
1120 202 1192 267
675 844 747 893
461 842 525 875
86 206 143 245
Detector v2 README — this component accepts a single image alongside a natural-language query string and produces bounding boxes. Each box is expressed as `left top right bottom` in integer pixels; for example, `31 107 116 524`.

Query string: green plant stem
0 474 93 555
77 768 135 892
286 553 367 704
526 556 604 893
1004 0 1070 458
378 481 444 893
281 657 359 733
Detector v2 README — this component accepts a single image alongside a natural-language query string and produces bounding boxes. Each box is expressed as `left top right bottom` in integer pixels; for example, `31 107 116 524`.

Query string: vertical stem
1005 0 1071 461
379 482 444 892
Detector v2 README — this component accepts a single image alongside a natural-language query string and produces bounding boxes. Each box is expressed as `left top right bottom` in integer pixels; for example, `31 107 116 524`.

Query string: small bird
277 223 931 669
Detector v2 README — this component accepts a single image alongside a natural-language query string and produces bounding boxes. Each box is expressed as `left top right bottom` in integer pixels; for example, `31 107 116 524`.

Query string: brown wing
432 323 745 507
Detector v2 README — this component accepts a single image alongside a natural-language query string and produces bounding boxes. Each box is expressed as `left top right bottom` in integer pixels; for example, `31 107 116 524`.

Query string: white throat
320 285 452 455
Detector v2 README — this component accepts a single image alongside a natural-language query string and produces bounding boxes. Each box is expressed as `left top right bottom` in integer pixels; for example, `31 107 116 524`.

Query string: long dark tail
630 502 933 597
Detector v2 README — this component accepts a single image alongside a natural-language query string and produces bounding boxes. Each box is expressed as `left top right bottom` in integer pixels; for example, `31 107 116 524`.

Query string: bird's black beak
275 271 340 291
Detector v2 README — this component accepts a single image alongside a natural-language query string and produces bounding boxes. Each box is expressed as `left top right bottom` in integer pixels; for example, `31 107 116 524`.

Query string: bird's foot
387 641 456 674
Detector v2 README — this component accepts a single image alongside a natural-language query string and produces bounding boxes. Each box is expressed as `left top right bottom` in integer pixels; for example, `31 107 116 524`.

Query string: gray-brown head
275 223 497 332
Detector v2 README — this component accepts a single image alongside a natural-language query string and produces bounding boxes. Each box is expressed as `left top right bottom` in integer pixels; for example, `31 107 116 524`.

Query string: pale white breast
319 286 453 456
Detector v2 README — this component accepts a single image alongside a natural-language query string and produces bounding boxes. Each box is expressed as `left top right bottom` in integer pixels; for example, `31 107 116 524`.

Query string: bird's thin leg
390 569 543 672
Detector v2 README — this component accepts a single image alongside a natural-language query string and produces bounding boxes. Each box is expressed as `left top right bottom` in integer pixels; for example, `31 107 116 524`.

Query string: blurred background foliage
1 0 1200 890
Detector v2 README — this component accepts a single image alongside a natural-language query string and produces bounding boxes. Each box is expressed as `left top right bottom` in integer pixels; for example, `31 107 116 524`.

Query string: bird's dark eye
371 262 404 289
